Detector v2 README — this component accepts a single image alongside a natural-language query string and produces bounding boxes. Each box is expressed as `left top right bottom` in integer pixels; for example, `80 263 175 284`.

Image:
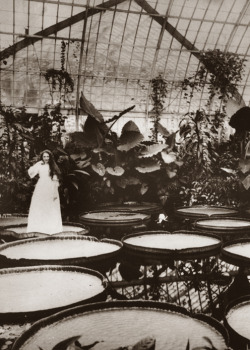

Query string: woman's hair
40 149 61 179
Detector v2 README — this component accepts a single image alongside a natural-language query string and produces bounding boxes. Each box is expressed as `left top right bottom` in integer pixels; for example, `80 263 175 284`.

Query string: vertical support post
75 0 90 131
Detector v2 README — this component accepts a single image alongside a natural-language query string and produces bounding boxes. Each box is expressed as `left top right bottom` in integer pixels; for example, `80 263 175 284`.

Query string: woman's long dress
27 161 63 234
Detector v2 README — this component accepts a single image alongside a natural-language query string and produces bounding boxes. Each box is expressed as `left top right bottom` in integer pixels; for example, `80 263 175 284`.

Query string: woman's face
42 152 50 164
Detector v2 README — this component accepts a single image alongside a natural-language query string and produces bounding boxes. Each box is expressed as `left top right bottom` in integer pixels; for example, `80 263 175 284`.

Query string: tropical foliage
63 116 182 213
0 48 249 214
0 103 67 213
0 104 32 212
177 109 243 207
175 48 247 208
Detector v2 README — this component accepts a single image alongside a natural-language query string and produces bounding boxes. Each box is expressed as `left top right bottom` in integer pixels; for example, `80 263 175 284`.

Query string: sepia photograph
0 0 250 349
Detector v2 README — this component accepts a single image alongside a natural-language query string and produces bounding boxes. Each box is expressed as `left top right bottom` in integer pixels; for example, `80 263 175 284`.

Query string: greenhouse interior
1 0 250 349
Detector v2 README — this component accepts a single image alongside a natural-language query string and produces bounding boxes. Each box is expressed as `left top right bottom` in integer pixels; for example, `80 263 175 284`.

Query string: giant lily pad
12 300 228 350
0 265 106 322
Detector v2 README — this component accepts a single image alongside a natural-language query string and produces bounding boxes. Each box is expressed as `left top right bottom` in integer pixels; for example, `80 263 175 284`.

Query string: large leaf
229 106 250 131
165 131 177 150
239 158 250 174
70 115 108 149
121 120 141 133
0 127 5 138
116 176 141 188
132 336 156 350
221 167 236 174
52 337 101 350
118 131 144 151
175 160 184 167
70 180 79 190
70 152 87 161
82 116 107 146
73 169 90 176
52 336 81 350
161 151 176 164
166 169 177 178
69 132 97 148
106 166 125 176
246 140 250 158
92 147 114 155
117 121 144 151
135 159 161 173
159 194 168 205
91 163 106 176
12 123 34 141
76 159 91 168
140 182 149 195
139 144 167 158
157 122 170 137
79 91 104 122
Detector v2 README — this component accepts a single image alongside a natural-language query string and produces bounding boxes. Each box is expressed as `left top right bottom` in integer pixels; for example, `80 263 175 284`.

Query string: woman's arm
28 161 42 178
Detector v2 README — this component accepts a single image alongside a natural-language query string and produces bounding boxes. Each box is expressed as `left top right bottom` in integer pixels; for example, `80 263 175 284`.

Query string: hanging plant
60 40 67 71
200 49 246 100
43 69 74 103
182 49 246 104
43 41 74 105
150 74 168 141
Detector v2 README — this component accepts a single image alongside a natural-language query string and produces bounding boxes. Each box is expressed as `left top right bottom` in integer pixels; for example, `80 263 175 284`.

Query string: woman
27 150 63 234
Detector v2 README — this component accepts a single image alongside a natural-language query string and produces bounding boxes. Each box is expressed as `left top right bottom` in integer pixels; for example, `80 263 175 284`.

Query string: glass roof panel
0 0 250 136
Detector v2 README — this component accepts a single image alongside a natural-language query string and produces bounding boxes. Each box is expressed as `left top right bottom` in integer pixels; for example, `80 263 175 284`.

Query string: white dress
27 161 63 234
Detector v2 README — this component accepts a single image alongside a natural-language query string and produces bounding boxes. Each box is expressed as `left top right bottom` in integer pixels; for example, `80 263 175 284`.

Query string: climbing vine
150 74 168 141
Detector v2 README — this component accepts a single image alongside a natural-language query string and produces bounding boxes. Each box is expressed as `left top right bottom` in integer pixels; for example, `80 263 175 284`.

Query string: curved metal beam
0 0 127 61
134 0 244 102
134 0 199 58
